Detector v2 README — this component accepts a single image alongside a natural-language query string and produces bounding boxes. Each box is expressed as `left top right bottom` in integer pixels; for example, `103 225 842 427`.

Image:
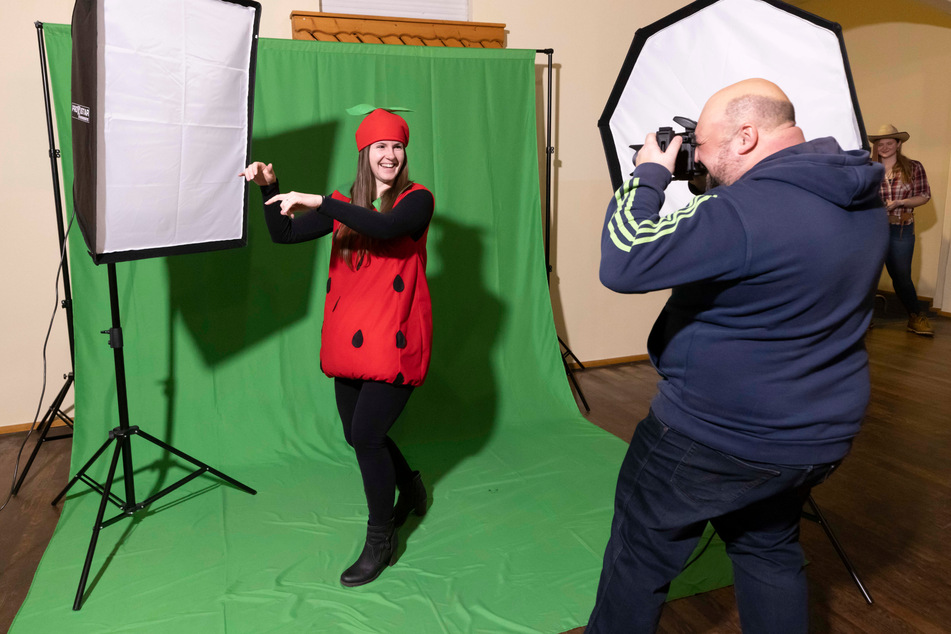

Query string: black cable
0 211 74 513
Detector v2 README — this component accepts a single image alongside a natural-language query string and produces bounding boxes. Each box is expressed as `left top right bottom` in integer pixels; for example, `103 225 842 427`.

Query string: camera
630 116 706 182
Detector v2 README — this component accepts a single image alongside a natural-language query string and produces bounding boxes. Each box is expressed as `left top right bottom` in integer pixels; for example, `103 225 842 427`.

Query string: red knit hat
355 109 410 151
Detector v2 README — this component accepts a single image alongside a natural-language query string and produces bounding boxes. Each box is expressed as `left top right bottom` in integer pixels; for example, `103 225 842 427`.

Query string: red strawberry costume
320 185 433 385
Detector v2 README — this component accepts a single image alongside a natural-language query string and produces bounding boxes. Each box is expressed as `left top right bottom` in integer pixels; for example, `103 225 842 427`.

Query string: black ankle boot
340 520 398 587
394 471 428 527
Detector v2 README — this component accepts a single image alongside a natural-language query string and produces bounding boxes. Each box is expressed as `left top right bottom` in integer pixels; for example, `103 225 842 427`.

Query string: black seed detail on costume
396 331 407 349
393 275 405 292
394 373 404 386
352 330 364 348
326 277 331 293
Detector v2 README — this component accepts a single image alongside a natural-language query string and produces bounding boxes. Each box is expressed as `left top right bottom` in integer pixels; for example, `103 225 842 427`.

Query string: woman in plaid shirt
869 124 933 336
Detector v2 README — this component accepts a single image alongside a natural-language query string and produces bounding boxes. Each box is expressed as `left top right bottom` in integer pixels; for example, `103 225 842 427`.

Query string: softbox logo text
72 103 90 123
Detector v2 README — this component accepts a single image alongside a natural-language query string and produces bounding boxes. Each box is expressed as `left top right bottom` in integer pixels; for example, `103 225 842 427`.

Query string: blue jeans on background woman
884 223 920 316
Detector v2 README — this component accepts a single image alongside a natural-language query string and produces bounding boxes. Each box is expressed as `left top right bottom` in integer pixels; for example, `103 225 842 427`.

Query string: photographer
587 79 888 633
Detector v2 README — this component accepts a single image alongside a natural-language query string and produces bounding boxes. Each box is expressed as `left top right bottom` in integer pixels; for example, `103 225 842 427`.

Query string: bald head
695 79 804 187
705 78 796 133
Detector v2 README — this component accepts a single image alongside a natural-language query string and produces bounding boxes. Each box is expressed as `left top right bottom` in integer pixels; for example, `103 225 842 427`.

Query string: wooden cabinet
290 12 506 48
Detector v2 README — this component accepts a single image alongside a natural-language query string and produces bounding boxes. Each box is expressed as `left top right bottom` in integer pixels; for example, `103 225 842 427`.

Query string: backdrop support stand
14 374 74 495
803 494 873 604
14 21 77 496
52 263 257 611
536 48 589 412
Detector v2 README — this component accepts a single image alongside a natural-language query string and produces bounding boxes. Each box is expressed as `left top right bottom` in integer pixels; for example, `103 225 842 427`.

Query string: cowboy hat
868 124 910 142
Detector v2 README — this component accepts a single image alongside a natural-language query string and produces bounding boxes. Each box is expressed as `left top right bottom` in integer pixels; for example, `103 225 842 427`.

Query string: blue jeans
587 411 840 634
884 224 920 316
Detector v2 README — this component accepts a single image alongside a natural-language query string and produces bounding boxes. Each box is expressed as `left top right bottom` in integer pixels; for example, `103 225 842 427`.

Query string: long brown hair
871 142 914 185
334 146 413 269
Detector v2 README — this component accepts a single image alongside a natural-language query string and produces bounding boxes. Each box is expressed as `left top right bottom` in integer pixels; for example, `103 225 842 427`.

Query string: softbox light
598 0 866 212
71 0 261 264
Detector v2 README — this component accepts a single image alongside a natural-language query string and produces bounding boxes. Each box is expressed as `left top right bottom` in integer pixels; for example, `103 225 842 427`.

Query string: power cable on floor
0 212 74 513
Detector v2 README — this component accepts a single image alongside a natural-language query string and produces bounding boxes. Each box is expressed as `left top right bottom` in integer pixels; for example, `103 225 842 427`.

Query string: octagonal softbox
71 0 261 264
598 0 866 212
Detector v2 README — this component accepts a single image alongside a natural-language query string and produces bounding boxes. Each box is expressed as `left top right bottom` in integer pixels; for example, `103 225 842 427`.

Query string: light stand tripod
803 494 873 604
14 21 76 496
536 48 589 412
52 263 257 610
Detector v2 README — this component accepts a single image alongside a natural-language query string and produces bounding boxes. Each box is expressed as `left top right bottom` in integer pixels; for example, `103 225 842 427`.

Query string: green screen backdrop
12 24 730 634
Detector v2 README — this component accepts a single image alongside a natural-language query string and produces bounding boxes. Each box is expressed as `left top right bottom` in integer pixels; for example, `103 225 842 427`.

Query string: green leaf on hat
346 104 412 116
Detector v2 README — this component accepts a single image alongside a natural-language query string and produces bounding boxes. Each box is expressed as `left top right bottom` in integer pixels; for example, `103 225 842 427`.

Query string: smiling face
875 138 900 160
368 140 405 195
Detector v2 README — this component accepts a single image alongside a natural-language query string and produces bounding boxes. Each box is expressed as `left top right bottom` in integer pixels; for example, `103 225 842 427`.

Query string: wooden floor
0 421 71 633
1 310 949 633
564 310 951 633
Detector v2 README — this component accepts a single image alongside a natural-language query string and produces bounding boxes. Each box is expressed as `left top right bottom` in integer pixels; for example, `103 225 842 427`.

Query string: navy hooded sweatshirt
600 137 888 465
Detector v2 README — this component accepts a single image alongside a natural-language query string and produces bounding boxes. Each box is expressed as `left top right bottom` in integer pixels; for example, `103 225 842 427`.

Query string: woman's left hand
885 199 904 212
264 191 323 218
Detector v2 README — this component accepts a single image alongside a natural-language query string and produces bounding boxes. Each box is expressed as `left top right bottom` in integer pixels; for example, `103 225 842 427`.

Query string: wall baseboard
0 420 70 436
568 353 650 370
875 289 935 311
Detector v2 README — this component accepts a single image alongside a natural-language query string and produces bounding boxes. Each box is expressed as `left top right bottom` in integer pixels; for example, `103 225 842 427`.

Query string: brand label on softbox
72 102 90 123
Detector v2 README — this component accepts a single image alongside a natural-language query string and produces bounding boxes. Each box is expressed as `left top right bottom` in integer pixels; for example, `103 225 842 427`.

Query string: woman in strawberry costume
242 108 432 587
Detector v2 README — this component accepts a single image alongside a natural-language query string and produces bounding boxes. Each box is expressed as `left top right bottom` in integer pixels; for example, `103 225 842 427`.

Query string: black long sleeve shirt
260 181 434 244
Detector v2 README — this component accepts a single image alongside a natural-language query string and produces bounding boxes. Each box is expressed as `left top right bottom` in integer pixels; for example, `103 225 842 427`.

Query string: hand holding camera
635 132 683 173
631 117 706 183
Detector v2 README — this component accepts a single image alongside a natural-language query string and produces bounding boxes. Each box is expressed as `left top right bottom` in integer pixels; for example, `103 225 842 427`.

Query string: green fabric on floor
12 25 731 634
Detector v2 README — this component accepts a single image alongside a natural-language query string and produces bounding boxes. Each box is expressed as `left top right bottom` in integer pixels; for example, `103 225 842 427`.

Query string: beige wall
471 0 677 366
1 1 78 432
3 0 949 430
795 0 951 309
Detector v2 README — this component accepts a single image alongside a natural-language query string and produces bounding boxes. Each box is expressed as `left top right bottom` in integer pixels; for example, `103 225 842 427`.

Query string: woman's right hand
240 162 277 186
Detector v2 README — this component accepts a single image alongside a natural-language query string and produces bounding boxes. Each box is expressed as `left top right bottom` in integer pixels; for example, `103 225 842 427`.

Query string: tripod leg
13 375 72 495
558 336 587 370
557 336 590 411
73 435 125 611
52 435 115 506
56 408 75 429
135 429 256 495
805 495 873 605
563 355 591 412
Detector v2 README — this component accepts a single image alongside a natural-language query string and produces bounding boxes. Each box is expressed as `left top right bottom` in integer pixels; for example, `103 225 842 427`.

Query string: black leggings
334 378 415 525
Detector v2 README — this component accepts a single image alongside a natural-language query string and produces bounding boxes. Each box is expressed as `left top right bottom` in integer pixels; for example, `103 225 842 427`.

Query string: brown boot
907 313 934 336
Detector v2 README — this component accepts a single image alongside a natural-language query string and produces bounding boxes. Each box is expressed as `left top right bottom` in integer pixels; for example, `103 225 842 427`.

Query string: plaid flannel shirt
879 159 930 226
